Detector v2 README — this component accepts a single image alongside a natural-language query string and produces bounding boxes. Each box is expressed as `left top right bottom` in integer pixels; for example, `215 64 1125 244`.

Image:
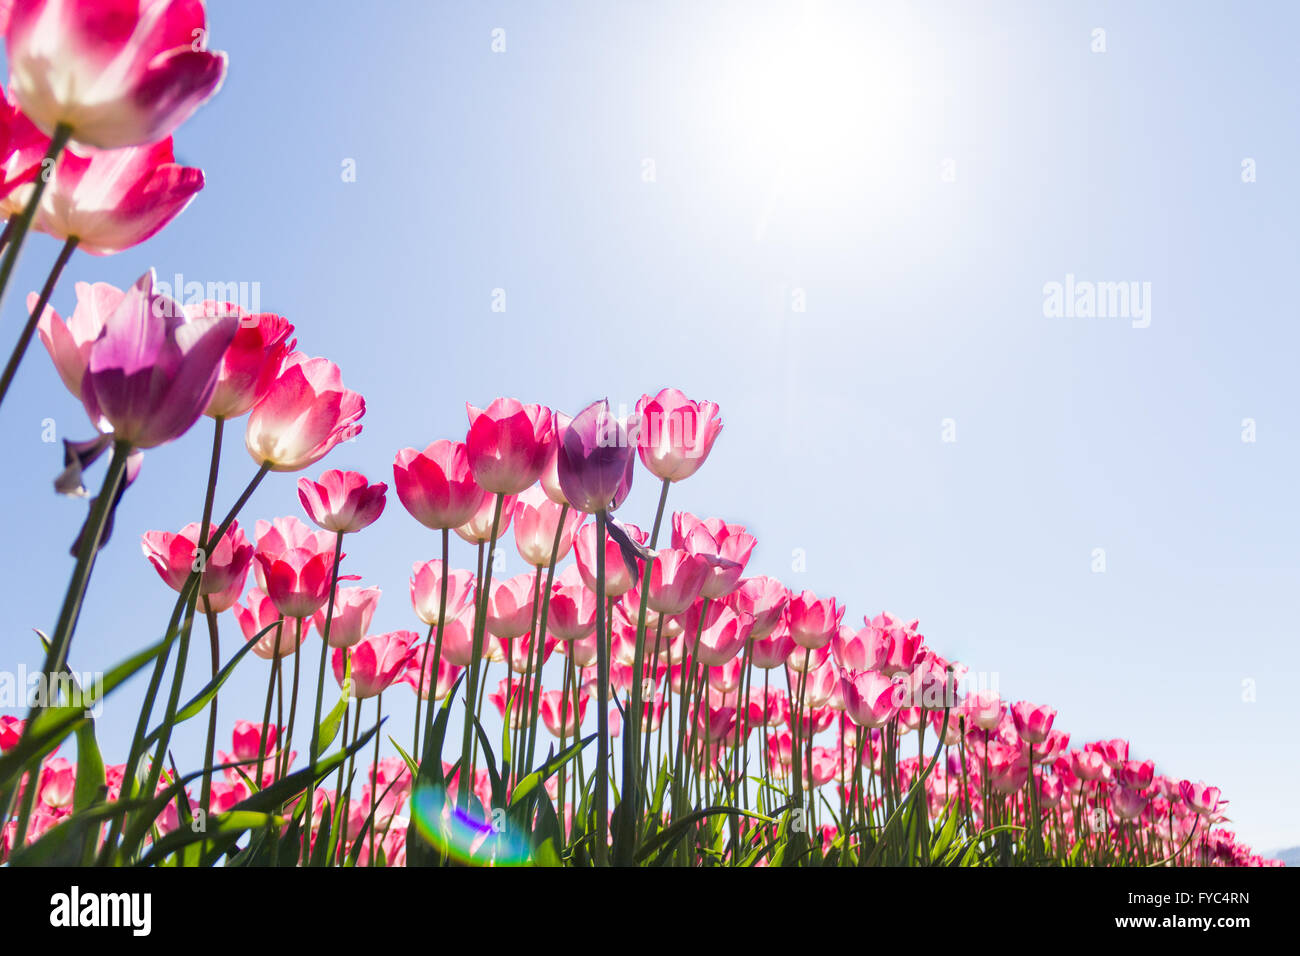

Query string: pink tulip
748 623 797 669
1111 786 1149 821
878 621 924 677
840 670 904 729
252 516 333 587
574 521 641 597
34 280 123 398
538 439 569 506
38 757 74 808
231 721 277 764
490 678 535 730
427 607 478 668
402 652 461 702
141 520 252 612
671 513 755 599
1010 701 1056 746
34 138 202 254
513 484 585 567
1070 749 1107 782
233 590 304 660
5 0 227 149
0 88 45 208
332 631 417 699
409 560 476 627
505 631 556 676
310 585 380 649
1096 738 1129 769
465 397 553 495
728 576 789 640
634 387 723 482
555 400 636 514
486 573 536 640
298 469 387 534
392 439 486 531
1179 780 1222 817
79 270 236 449
0 716 24 752
785 590 844 650
204 312 294 419
454 490 516 544
255 547 334 619
962 690 1004 731
640 548 709 615
547 566 598 641
1118 759 1155 791
540 688 588 737
682 602 753 667
245 352 364 472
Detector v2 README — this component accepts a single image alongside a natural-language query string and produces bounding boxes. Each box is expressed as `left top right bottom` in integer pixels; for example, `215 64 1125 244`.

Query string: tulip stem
0 235 78 411
306 530 346 862
370 692 383 866
523 507 567 773
458 493 505 810
418 527 452 758
592 510 611 865
0 124 71 327
196 416 224 818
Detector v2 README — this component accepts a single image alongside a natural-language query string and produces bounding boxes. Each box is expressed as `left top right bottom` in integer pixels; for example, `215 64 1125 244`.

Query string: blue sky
1 1 1297 853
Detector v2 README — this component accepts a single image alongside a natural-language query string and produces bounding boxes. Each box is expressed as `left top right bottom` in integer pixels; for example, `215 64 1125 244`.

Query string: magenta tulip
333 631 417 699
392 439 486 531
35 138 202 254
310 585 381 649
513 484 584 567
1010 701 1057 746
141 520 251 612
204 312 294 419
255 547 334 619
298 469 387 534
465 397 553 495
245 352 364 472
634 387 723 482
5 0 228 149
409 560 476 627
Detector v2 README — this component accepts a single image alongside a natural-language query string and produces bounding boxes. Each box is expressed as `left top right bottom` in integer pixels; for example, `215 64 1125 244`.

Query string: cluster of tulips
0 0 1280 867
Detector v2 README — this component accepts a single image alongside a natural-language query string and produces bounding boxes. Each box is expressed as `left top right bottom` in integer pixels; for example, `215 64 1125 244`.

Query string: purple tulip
80 270 238 449
555 399 637 515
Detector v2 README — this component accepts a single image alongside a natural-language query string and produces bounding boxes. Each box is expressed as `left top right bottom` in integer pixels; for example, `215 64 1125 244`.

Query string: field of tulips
0 1 1284 872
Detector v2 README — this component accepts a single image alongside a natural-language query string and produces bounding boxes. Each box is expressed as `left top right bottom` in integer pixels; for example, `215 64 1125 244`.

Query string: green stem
458 493 505 810
0 235 78 410
593 510 611 865
0 124 71 321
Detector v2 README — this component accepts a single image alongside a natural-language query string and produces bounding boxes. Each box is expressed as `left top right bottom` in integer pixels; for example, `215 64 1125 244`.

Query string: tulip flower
486 573 536 641
1118 759 1155 791
643 548 710 615
310 585 380 649
253 517 334 588
332 631 417 699
513 484 584 567
540 688 588 737
298 469 387 534
1111 786 1149 821
5 0 228 150
0 89 46 208
634 387 723 482
454 490 515 544
255 547 334 619
140 520 252 612
555 400 636 514
785 590 844 650
1179 780 1222 817
748 623 797 669
547 567 599 641
683 603 753 667
392 439 486 530
79 270 236 449
1010 701 1056 746
573 521 641 597
962 690 1004 731
33 281 123 399
409 560 476 627
245 352 364 471
672 513 755 599
204 312 294 419
230 721 278 764
34 138 202 255
840 670 904 729
490 678 534 730
465 397 553 495
1070 748 1107 781
1096 738 1129 769
728 576 788 640
233 590 304 660
403 652 462 702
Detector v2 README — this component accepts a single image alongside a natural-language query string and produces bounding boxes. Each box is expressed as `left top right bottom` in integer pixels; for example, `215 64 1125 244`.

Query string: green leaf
136 812 281 867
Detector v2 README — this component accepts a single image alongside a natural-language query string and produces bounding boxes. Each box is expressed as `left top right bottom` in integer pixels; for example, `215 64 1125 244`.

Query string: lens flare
407 783 534 866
